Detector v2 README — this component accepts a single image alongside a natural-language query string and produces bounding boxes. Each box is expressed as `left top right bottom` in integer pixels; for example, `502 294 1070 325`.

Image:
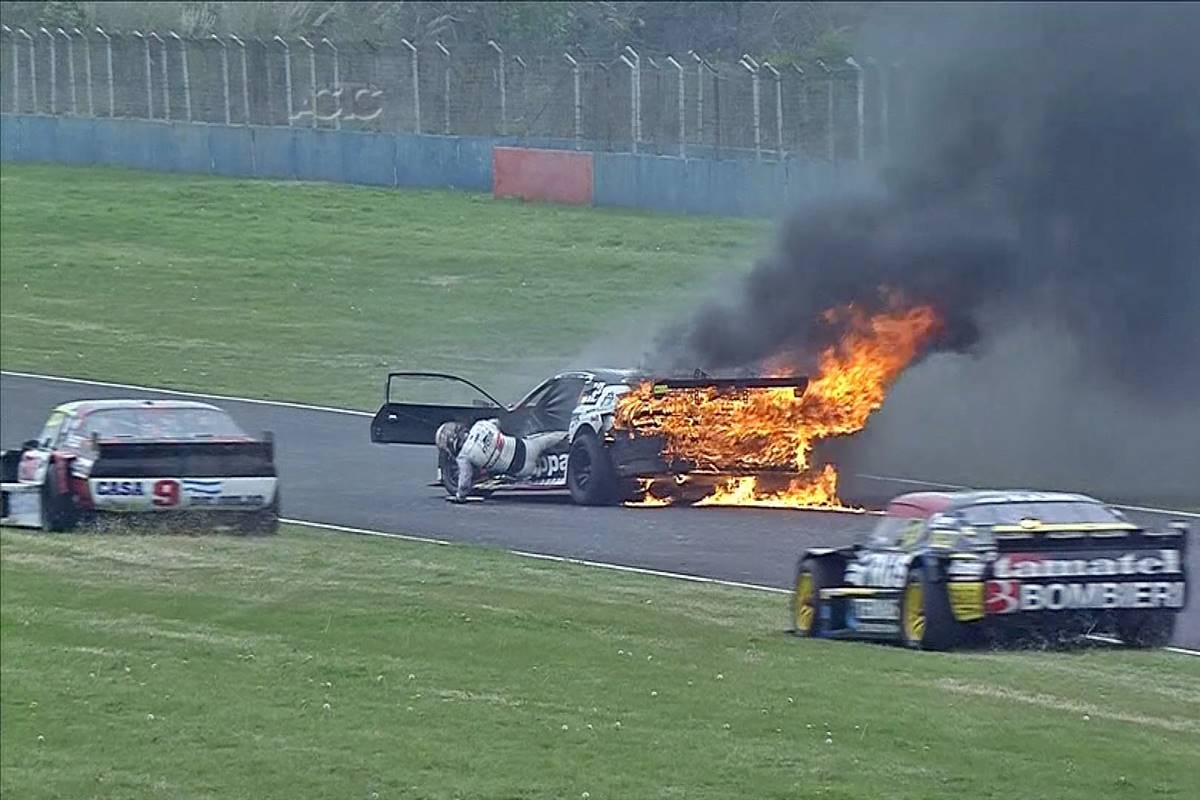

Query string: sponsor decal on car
535 454 569 478
851 597 900 621
993 550 1182 580
90 477 274 511
948 581 985 621
985 579 1186 614
95 480 145 496
846 553 911 589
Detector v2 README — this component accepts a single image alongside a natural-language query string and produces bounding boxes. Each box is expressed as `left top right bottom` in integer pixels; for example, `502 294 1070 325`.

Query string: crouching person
435 420 567 503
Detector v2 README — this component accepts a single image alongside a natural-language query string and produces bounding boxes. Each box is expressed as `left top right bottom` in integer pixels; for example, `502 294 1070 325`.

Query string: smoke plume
642 3 1200 501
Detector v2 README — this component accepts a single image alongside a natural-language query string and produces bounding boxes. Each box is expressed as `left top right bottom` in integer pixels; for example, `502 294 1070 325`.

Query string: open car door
370 372 509 445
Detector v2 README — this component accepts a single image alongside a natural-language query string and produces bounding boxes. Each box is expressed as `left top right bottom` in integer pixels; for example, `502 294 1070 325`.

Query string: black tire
40 464 78 532
240 489 281 536
791 556 840 637
1116 612 1176 648
900 561 961 651
567 432 618 506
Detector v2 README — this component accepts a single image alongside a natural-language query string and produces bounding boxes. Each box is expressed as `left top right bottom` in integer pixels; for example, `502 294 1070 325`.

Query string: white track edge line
282 517 1198 657
4 369 1196 519
0 369 372 417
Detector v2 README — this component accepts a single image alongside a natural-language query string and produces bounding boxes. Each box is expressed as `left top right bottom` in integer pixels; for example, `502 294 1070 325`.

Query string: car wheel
791 557 838 637
567 432 617 506
240 490 281 536
901 563 960 651
1116 612 1175 648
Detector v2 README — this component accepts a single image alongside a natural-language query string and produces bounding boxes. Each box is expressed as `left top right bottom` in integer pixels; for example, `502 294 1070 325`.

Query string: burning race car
369 370 813 505
792 490 1189 649
1 400 280 534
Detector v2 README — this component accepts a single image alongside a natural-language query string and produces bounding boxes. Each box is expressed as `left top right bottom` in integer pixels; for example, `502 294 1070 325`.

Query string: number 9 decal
153 479 181 507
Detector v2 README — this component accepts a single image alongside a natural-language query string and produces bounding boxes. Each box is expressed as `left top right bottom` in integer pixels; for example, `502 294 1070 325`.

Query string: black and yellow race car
792 490 1189 650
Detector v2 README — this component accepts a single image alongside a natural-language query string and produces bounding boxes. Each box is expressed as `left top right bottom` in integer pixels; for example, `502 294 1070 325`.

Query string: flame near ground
615 299 943 510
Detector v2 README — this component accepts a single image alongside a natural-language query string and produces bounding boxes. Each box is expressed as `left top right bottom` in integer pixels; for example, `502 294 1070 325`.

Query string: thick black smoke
644 2 1200 502
654 2 1200 399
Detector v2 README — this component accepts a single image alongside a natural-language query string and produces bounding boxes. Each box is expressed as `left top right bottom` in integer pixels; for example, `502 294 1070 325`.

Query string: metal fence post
712 63 721 159
845 57 864 161
488 40 505 135
148 32 168 119
1 26 18 113
95 27 112 116
512 54 527 125
73 28 92 115
18 29 36 113
132 31 152 118
563 52 581 150
321 38 339 130
436 41 450 135
168 32 190 121
400 38 419 133
665 55 684 157
816 58 834 162
40 27 56 114
791 64 805 156
689 51 704 146
739 55 760 160
211 35 230 124
618 53 637 153
56 28 76 114
299 36 317 128
624 45 640 145
274 36 292 126
763 61 782 159
230 34 250 125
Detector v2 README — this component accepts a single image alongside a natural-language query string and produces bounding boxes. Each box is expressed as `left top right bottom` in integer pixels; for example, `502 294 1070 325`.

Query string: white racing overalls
455 419 567 500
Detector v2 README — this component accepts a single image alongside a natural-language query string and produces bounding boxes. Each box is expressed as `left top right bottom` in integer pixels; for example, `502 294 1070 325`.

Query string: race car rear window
82 408 246 440
960 501 1124 526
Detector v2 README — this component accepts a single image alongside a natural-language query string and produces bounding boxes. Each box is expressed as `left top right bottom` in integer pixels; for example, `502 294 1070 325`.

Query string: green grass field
2 164 1198 798
3 527 1198 800
0 163 763 407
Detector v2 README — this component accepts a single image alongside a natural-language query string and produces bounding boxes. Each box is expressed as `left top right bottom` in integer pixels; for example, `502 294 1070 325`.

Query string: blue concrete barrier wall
592 152 875 218
0 114 495 193
1 113 875 218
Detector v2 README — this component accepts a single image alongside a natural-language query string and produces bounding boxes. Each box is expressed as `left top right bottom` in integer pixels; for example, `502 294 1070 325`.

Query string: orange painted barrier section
493 147 594 205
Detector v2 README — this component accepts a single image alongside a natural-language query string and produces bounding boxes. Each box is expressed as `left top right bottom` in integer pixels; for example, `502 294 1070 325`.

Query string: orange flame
616 298 942 509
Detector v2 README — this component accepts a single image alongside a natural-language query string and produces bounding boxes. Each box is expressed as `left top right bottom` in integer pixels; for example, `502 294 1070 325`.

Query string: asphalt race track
2 371 1196 651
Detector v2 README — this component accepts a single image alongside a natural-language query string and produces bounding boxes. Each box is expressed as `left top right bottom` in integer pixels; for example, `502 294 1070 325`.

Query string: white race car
1 399 280 533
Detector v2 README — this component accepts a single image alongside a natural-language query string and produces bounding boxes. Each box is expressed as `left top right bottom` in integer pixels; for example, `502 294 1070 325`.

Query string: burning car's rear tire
567 432 618 506
1116 612 1175 648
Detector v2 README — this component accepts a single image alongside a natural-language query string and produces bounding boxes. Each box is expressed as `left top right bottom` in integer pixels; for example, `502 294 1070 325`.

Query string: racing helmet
435 421 468 453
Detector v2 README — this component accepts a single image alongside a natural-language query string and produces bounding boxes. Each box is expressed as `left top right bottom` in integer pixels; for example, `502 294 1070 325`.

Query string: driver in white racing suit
437 419 567 503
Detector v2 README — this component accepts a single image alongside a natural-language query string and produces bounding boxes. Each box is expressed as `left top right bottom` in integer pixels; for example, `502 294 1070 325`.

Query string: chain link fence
0 28 897 163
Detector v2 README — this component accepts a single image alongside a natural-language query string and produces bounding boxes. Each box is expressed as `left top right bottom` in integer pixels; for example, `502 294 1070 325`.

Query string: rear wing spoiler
91 440 276 478
645 375 808 393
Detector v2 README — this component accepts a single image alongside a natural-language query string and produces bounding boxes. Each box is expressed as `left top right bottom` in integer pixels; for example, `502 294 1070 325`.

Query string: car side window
36 410 68 449
539 378 586 428
868 508 926 550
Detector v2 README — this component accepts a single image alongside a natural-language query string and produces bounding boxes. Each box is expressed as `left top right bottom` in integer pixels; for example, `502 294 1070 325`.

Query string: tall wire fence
0 27 901 162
